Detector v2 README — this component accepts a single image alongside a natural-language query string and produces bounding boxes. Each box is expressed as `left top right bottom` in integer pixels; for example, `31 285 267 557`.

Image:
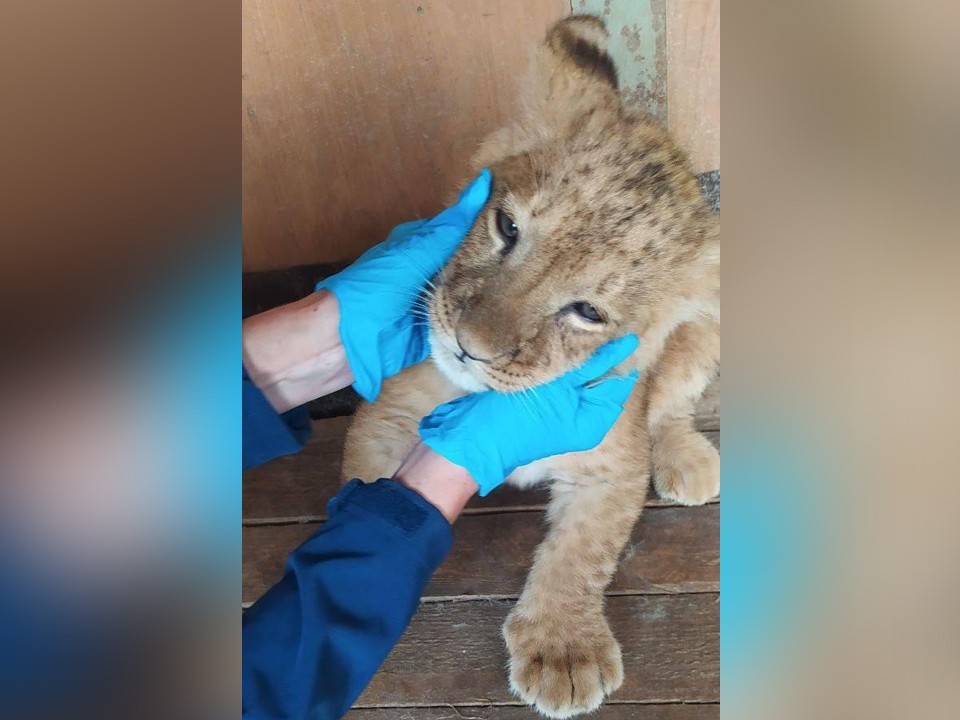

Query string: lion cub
342 15 719 718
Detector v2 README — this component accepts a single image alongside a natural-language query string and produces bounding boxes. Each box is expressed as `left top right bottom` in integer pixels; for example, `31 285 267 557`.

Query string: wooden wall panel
667 0 720 172
242 0 569 271
578 0 720 173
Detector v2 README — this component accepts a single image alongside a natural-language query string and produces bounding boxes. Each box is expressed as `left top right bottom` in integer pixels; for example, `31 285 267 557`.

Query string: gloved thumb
566 334 639 386
427 169 493 229
581 369 640 408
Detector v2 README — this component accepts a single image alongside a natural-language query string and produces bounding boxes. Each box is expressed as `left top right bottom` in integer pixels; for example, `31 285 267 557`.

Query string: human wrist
392 443 478 524
242 290 354 413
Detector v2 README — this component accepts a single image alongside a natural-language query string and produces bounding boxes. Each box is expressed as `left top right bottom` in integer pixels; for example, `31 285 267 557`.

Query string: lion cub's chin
428 341 489 393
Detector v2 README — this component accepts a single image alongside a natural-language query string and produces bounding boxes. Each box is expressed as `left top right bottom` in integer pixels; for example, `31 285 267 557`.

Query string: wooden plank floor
243 378 719 718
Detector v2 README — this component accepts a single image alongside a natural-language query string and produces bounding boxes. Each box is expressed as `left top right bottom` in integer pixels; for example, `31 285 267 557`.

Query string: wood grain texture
243 504 718 604
667 0 720 172
243 415 352 522
242 0 569 271
242 379 719 522
347 704 718 719
354 594 719 705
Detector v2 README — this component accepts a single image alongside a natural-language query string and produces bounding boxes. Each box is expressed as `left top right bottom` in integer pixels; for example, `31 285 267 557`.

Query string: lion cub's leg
341 361 463 483
341 401 417 483
503 411 648 718
647 318 720 505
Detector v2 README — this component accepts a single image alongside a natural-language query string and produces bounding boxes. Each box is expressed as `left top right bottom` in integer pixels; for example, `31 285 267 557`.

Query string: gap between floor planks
243 379 719 522
242 585 720 610
349 700 721 707
242 425 719 527
344 700 720 720
243 504 718 604
353 594 719 706
242 493 719 527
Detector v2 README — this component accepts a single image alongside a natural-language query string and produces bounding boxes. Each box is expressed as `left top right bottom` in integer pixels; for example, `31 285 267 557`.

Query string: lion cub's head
429 16 719 393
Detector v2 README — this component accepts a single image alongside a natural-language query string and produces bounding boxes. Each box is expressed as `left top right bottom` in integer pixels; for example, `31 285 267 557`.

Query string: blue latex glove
419 335 640 496
317 170 492 401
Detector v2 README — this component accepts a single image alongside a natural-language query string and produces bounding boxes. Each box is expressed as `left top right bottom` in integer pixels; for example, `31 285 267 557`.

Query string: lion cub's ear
525 15 622 132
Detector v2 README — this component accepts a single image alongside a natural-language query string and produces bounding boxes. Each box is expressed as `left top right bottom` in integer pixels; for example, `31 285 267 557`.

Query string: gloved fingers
386 219 430 239
581 369 640 408
391 170 493 281
419 406 453 432
394 316 431 369
419 393 475 430
424 169 493 230
566 334 639 386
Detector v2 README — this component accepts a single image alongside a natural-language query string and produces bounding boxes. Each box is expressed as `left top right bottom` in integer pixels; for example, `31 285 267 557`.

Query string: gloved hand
419 335 640 496
317 170 492 401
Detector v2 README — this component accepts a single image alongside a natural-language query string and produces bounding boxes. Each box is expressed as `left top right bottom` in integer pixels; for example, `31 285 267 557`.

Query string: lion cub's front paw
503 609 623 719
652 427 720 506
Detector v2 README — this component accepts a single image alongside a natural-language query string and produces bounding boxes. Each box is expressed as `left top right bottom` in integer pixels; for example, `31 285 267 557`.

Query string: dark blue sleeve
242 479 452 720
243 367 312 470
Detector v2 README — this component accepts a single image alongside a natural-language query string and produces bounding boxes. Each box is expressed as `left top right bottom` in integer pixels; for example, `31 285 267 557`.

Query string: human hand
418 335 640 496
316 170 492 401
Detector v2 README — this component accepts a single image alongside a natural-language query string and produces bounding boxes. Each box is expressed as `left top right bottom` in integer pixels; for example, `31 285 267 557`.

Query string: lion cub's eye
567 302 604 324
495 208 519 253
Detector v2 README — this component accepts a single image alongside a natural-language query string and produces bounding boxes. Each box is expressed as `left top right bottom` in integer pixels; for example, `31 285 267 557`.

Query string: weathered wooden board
347 704 719 719
243 415 352 521
354 594 719 705
667 0 720 173
242 0 570 271
243 380 719 522
243 504 718 604
575 0 668 122
572 0 720 174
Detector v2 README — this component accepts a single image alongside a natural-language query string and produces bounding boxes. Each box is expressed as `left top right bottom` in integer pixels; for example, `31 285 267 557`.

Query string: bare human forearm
242 290 354 413
392 443 478 524
243 291 480 521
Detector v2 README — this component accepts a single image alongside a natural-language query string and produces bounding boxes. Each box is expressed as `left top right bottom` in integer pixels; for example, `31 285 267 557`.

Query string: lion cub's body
343 16 719 719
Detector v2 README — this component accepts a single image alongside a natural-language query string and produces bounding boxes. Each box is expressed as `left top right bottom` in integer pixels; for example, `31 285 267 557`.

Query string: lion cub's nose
455 337 492 364
455 328 492 363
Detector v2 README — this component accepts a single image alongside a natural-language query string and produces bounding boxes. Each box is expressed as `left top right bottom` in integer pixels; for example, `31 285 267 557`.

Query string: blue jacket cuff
242 366 312 470
329 479 452 571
